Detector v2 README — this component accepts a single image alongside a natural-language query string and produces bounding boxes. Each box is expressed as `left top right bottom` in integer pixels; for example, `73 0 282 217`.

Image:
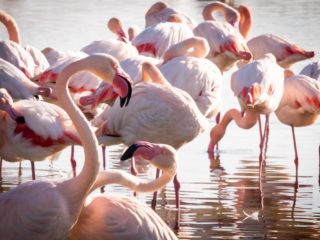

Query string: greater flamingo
193 1 252 72
275 72 320 185
71 141 179 240
299 60 320 81
208 54 285 162
246 34 315 69
145 1 196 29
132 20 194 59
93 61 208 229
0 54 132 239
159 36 222 118
81 17 138 62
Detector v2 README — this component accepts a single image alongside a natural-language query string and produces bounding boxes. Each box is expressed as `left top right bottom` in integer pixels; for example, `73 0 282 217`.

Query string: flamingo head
112 67 133 107
0 88 24 121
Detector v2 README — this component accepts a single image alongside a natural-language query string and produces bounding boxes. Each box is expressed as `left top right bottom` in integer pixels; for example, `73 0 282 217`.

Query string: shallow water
0 0 320 239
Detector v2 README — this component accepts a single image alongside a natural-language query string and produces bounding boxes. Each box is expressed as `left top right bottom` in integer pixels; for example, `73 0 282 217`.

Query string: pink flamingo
0 54 132 239
132 20 194 59
193 1 252 72
159 36 222 118
0 58 52 100
93 61 208 229
275 72 320 185
81 17 138 62
208 54 285 163
71 141 179 240
145 1 196 29
246 34 315 69
299 60 320 81
0 9 49 78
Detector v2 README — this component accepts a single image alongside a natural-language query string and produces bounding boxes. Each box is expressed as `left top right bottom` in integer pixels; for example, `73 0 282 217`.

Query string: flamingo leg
70 145 77 177
131 156 138 197
215 112 221 151
291 126 299 188
319 144 320 186
258 115 263 144
18 161 22 177
173 174 181 230
151 168 160 210
30 161 35 180
259 115 269 177
0 157 2 179
101 145 106 170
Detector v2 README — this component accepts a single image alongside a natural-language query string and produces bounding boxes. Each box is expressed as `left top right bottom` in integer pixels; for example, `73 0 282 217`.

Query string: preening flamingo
159 36 222 118
300 60 320 81
0 9 49 78
93 61 208 229
81 17 138 62
0 58 52 100
193 1 252 72
208 54 285 161
246 34 315 69
275 73 320 183
0 54 132 240
145 1 196 29
132 21 194 59
71 141 179 240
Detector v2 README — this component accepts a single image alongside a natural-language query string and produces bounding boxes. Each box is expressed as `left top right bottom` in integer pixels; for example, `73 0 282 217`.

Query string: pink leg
291 126 299 186
18 161 22 177
70 145 77 177
258 115 263 143
30 161 35 180
131 156 138 196
318 145 320 185
101 145 106 170
151 168 160 210
173 174 181 230
0 157 2 179
215 112 221 151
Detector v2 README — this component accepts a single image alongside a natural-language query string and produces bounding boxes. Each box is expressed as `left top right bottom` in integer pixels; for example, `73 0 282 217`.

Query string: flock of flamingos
0 1 319 239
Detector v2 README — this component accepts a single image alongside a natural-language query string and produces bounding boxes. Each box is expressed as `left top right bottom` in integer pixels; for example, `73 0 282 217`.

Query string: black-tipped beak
119 77 132 108
120 143 139 161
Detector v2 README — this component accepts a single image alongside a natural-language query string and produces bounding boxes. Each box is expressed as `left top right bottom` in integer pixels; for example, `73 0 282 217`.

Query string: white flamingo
71 141 179 240
0 54 132 240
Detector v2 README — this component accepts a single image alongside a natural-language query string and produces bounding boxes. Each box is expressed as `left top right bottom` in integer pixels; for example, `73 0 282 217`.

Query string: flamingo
0 58 53 100
193 1 252 72
132 20 194 59
299 60 320 81
71 141 179 240
81 17 138 62
145 1 196 29
0 9 49 78
0 54 132 239
93 61 208 229
275 72 320 184
208 54 285 162
159 36 222 118
246 34 315 69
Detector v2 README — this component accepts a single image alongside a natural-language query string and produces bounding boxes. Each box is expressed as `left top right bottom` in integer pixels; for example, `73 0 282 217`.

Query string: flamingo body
299 61 320 81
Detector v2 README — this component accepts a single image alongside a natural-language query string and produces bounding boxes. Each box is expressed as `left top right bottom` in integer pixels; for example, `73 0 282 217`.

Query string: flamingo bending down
145 1 196 29
275 73 320 183
159 36 222 118
208 54 285 160
93 61 208 228
299 60 320 81
246 34 315 69
0 58 52 100
0 54 132 239
193 1 252 72
71 141 179 240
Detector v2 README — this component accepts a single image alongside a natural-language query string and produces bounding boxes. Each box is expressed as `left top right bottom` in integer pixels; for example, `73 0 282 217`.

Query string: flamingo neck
238 5 252 39
223 109 259 129
202 2 240 26
0 10 21 43
90 168 175 194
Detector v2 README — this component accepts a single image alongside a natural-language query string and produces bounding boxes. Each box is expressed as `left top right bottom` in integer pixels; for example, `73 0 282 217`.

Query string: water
0 0 320 239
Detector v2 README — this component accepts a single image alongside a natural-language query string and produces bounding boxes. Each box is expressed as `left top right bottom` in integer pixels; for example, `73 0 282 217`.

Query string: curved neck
90 168 175 193
222 108 259 129
0 10 21 43
202 2 240 26
237 5 252 39
142 62 171 87
163 37 209 62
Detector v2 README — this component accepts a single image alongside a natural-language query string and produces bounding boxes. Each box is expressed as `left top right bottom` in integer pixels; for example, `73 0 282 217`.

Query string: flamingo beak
121 141 158 161
120 143 140 161
113 73 132 108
